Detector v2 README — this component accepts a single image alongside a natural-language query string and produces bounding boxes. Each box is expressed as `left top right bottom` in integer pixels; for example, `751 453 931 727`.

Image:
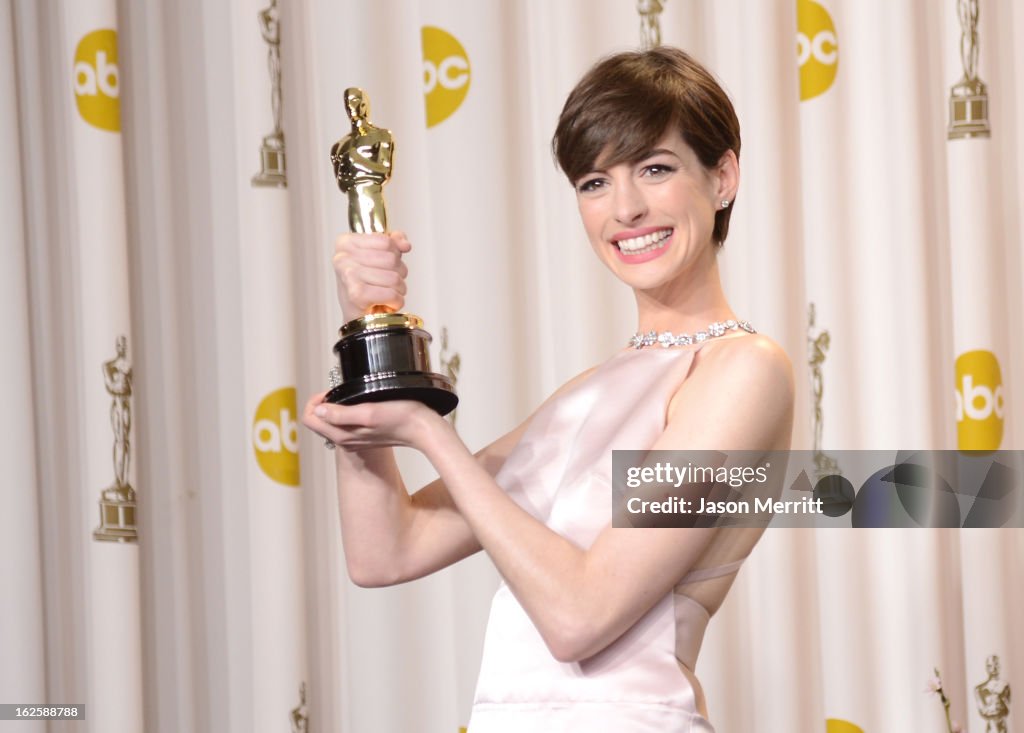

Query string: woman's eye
642 164 675 177
577 178 606 193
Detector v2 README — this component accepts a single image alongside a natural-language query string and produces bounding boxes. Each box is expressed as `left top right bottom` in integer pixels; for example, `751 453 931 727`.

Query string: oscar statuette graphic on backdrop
289 682 309 733
324 87 457 417
808 303 841 481
636 0 666 50
94 335 137 541
438 327 461 427
974 655 1011 732
948 0 990 139
252 0 286 186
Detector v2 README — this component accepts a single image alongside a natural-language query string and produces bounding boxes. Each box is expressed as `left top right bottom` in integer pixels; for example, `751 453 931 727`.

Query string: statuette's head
345 88 369 124
986 655 1000 676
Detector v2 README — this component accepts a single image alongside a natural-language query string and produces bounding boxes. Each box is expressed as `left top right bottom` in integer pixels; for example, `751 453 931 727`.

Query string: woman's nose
613 180 647 224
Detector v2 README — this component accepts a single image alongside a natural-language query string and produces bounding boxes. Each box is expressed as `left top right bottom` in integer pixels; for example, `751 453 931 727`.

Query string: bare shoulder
695 333 794 392
664 334 794 451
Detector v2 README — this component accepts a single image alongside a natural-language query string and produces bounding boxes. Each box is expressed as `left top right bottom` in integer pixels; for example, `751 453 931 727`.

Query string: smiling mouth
613 228 673 255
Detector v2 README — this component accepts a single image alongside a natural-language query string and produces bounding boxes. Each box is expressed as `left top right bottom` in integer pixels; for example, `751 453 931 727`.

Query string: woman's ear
715 150 739 204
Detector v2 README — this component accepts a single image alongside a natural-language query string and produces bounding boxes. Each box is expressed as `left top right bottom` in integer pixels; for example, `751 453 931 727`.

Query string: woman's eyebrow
641 148 681 160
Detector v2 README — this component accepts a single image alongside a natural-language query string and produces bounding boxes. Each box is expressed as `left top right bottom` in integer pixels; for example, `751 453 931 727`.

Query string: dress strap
678 556 746 584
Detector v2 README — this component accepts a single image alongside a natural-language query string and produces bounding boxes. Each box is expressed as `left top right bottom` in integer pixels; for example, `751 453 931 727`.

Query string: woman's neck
633 253 735 334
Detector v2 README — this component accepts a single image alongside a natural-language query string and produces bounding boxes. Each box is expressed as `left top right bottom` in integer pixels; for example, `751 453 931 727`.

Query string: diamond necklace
628 319 756 349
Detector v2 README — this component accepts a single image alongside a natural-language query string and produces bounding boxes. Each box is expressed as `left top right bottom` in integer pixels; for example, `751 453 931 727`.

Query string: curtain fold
1 2 46 728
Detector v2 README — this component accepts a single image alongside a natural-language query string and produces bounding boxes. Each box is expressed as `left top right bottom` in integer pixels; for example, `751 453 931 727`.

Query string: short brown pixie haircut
552 47 741 244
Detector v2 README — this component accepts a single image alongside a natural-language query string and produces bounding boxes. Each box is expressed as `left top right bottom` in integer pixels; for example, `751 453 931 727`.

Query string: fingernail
315 406 327 417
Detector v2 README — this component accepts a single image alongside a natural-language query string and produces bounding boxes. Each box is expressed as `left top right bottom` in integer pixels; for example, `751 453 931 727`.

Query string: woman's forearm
333 446 414 587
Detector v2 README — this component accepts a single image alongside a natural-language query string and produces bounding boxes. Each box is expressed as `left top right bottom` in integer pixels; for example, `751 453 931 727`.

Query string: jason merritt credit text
625 496 824 515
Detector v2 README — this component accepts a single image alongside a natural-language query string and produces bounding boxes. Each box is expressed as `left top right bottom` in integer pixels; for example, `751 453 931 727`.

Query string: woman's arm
302 367 598 587
319 334 793 662
310 407 517 587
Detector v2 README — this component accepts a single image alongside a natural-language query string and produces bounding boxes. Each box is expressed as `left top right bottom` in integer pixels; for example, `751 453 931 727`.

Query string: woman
303 47 794 732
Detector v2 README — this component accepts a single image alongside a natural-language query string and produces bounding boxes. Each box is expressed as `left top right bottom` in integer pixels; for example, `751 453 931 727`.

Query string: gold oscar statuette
324 87 457 415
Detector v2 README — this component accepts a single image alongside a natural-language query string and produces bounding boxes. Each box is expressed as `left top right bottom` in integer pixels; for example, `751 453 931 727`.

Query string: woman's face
574 129 733 292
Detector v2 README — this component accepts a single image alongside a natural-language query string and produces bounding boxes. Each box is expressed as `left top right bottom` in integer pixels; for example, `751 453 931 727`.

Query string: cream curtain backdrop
0 2 45 731
5 2 1022 733
8 1 145 732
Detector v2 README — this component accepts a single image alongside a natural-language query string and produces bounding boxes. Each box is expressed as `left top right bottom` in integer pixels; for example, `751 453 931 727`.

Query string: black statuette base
325 323 458 416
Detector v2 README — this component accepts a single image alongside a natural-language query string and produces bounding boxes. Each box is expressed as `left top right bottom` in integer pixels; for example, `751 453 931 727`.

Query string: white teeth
615 229 672 253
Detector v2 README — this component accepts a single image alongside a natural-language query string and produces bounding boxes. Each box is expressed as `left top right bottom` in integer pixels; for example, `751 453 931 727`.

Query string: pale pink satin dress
469 346 742 732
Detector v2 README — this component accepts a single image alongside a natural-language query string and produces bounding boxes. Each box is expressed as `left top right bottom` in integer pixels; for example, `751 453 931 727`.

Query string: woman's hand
302 391 449 451
332 231 411 322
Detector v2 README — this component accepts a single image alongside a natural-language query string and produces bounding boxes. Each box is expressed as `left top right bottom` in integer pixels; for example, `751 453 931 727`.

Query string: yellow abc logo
955 350 1004 451
73 29 120 132
825 720 864 733
421 26 470 128
796 0 838 101
252 387 301 486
